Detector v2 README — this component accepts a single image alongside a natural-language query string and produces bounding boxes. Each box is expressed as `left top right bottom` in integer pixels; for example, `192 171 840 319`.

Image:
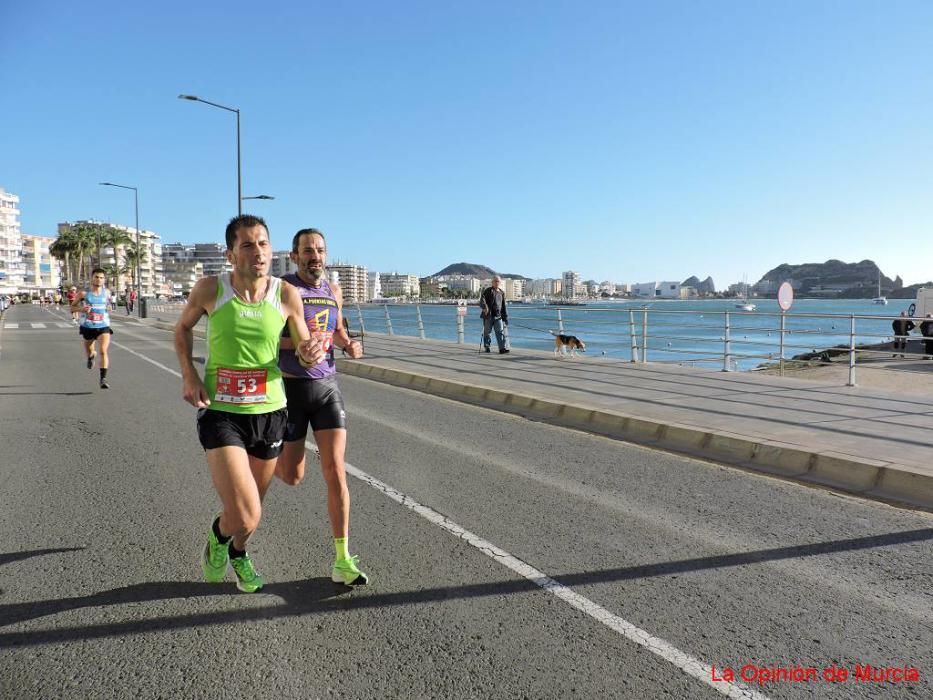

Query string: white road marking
111 333 768 700
55 323 71 328
4 323 17 329
30 323 46 329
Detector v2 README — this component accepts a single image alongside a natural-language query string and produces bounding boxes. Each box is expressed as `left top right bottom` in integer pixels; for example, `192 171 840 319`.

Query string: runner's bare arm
70 291 86 314
281 282 326 366
331 283 363 359
174 277 216 408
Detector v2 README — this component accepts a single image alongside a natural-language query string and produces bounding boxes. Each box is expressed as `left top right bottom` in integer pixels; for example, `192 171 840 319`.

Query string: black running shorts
79 326 113 340
284 376 347 441
196 408 288 459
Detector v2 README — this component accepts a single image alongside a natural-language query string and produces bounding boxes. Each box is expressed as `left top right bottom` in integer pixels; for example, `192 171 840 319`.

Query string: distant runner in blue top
71 267 114 389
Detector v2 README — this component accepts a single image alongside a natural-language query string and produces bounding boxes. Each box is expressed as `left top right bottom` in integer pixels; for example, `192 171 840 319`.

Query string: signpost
777 282 794 376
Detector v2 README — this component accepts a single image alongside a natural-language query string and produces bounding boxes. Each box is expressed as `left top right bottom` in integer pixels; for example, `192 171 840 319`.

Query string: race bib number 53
214 368 268 404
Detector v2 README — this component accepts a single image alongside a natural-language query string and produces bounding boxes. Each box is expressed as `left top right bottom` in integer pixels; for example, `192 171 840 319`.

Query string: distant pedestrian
479 276 510 354
892 311 914 358
920 314 933 359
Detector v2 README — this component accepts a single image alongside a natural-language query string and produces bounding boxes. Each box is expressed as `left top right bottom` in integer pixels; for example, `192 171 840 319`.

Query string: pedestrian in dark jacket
892 311 915 357
920 315 933 359
479 276 510 354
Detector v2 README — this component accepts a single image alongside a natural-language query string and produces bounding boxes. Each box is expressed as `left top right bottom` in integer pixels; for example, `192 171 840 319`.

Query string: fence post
557 309 564 333
415 304 426 340
847 314 857 387
383 304 394 335
628 310 638 363
723 311 732 372
779 311 786 377
356 304 366 334
457 312 465 344
641 309 648 363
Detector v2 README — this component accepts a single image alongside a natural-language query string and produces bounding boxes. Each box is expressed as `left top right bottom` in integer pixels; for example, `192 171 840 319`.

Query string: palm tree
123 242 148 291
101 226 134 289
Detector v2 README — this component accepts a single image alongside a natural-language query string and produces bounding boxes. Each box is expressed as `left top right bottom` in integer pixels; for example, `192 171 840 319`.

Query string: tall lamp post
99 182 141 317
178 94 242 215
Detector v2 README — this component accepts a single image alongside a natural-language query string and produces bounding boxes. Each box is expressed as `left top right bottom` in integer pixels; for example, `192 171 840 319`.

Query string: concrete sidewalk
337 333 933 512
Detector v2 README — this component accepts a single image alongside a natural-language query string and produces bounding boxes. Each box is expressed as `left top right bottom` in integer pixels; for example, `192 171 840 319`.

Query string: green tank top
205 274 287 414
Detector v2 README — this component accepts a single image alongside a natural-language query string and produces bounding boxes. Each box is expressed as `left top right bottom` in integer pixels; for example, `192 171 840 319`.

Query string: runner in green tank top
174 214 326 593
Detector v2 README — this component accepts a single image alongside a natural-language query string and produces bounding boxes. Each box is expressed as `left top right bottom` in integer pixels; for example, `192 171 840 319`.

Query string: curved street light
241 195 275 201
178 94 242 215
98 182 141 317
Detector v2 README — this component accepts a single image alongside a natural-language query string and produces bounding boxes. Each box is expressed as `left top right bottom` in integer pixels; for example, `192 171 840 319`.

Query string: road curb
338 359 933 512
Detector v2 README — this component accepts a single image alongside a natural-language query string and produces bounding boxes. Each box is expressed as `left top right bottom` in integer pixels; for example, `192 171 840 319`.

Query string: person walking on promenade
480 275 510 354
892 311 915 358
920 314 933 359
174 214 326 593
274 228 368 585
71 268 114 389
126 288 137 315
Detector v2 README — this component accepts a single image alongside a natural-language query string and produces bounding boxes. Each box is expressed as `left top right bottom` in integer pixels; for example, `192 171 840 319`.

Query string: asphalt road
1 302 930 700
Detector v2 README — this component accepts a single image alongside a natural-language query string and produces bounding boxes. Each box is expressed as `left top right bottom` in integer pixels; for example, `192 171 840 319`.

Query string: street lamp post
241 195 275 202
99 182 141 318
178 94 242 215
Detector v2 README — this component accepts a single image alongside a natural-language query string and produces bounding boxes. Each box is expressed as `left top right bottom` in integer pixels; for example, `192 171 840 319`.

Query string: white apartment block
446 277 482 294
367 271 383 300
0 188 25 292
163 242 231 279
380 273 420 298
503 278 523 300
632 281 682 298
562 271 580 299
329 263 369 303
270 250 297 278
21 234 61 291
162 259 204 297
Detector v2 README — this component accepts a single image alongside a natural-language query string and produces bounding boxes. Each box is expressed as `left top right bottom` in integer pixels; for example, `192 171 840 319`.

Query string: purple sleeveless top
278 274 338 379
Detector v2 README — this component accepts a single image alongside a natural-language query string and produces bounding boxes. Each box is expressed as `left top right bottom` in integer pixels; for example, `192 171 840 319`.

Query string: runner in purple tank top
275 228 368 585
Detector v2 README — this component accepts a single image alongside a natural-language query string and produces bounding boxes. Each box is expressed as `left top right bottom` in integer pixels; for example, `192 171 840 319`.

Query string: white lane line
55 322 72 328
3 323 17 329
30 323 47 329
303 440 770 700
111 340 182 378
116 337 768 700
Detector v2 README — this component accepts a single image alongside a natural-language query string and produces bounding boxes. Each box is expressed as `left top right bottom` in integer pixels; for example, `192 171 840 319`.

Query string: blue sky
3 1 931 287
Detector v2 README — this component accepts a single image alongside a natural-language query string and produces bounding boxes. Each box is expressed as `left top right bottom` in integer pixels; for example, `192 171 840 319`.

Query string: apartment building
367 271 383 300
380 273 420 298
21 234 61 292
562 271 580 299
270 250 297 278
329 263 369 303
0 188 25 292
162 259 204 297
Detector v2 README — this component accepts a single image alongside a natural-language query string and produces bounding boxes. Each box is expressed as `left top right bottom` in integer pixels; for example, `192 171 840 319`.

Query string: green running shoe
230 553 264 593
332 555 369 586
201 525 229 583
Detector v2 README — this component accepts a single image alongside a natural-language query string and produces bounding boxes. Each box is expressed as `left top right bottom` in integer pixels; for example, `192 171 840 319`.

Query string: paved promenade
337 333 933 512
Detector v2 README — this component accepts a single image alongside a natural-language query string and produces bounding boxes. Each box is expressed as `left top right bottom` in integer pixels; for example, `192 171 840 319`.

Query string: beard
305 265 324 283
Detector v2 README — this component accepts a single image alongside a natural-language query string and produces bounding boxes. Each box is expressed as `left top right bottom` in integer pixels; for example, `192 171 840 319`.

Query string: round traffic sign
777 282 794 311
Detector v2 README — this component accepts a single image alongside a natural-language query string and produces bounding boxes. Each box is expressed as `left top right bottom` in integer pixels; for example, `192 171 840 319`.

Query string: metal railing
134 299 933 387
353 302 933 387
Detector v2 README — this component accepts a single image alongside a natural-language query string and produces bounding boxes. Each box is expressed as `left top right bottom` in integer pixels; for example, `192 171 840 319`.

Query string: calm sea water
353 298 916 371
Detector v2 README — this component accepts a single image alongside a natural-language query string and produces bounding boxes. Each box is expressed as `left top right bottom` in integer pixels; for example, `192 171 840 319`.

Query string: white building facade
380 273 420 298
21 234 61 292
0 188 25 292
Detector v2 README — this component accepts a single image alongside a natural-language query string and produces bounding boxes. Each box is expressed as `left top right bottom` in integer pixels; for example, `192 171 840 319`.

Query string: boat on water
871 271 888 304
734 275 756 311
546 298 587 306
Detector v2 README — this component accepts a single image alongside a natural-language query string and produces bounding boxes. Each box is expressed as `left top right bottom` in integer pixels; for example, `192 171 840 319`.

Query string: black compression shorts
284 376 347 441
196 408 288 459
79 326 113 340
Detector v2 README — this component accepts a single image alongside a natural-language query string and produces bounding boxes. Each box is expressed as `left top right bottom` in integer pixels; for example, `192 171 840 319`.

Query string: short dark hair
225 214 269 249
91 267 106 276
292 227 326 253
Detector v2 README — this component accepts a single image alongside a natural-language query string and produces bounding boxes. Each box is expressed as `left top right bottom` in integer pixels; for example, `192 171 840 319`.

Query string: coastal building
380 272 420 298
330 262 369 302
367 271 382 300
446 277 482 295
502 278 523 301
269 250 296 277
163 242 231 279
0 187 25 292
562 271 580 299
632 281 682 298
162 259 203 297
21 234 61 292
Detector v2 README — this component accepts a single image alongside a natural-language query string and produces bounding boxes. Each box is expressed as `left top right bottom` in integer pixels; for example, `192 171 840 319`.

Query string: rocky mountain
681 276 716 295
756 259 902 298
430 262 528 280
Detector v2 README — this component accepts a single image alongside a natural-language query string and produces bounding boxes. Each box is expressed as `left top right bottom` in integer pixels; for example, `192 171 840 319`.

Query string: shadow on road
0 547 86 567
1 527 929 647
0 392 94 397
